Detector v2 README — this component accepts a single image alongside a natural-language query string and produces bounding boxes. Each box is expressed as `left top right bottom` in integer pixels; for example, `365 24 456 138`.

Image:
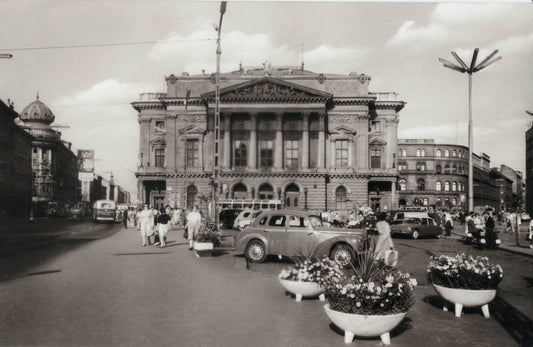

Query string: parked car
390 217 442 239
521 213 531 222
68 203 83 220
233 210 256 229
219 209 243 229
234 210 368 266
347 215 378 235
237 210 263 230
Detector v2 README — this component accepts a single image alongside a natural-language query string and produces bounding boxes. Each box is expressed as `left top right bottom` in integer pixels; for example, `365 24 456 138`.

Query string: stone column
348 139 353 167
317 113 325 169
248 112 257 170
274 112 283 169
302 112 309 169
224 114 231 169
357 133 368 169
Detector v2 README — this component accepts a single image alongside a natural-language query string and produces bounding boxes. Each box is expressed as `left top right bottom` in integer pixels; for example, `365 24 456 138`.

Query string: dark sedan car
219 209 243 229
390 217 442 239
234 210 367 266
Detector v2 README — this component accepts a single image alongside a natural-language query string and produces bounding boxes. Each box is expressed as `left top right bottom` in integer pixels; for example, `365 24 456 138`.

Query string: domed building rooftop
19 94 60 141
20 94 55 125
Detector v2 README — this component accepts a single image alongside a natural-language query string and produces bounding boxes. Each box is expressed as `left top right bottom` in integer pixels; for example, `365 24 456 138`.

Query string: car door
265 214 288 254
284 215 316 256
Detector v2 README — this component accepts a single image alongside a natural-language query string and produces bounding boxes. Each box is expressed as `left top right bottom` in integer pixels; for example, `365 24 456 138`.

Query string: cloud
387 3 531 50
148 29 370 75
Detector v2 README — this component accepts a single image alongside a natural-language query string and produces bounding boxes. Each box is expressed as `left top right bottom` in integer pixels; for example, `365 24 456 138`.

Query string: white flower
356 302 361 307
409 278 418 287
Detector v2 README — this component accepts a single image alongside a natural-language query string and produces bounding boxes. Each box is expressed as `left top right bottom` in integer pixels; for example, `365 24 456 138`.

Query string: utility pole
439 48 501 213
213 1 226 227
183 89 190 210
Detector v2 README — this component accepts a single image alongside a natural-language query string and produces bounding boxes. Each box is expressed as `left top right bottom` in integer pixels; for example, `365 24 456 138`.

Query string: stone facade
527 125 533 216
132 66 405 215
0 99 33 221
18 96 79 217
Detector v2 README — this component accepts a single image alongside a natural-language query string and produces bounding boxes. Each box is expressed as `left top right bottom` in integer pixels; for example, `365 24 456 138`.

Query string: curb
450 230 533 258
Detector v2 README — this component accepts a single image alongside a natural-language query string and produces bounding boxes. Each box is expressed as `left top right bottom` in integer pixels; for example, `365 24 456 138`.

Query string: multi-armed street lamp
439 48 502 212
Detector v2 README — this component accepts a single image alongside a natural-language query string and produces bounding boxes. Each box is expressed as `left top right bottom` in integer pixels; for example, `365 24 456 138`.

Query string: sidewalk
450 223 533 258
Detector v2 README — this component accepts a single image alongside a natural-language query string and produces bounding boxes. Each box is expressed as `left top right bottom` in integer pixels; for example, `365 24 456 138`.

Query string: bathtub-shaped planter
278 274 325 302
433 284 497 318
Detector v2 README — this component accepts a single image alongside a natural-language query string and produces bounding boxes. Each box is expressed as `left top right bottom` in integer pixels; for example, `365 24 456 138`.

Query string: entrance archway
232 183 247 199
285 184 300 208
187 185 198 209
258 183 274 200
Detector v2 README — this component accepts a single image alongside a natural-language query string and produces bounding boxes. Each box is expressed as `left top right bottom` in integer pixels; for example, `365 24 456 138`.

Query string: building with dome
132 65 405 216
18 95 79 217
0 99 33 221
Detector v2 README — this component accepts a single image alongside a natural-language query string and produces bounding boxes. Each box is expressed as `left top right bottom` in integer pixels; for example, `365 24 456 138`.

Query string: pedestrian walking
186 206 202 250
374 212 394 261
122 208 128 229
528 218 533 249
444 211 453 237
157 208 171 248
152 207 160 246
138 204 154 246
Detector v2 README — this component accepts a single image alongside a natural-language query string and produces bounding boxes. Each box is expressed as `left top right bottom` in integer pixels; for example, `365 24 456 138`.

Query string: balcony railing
138 93 166 102
369 92 399 101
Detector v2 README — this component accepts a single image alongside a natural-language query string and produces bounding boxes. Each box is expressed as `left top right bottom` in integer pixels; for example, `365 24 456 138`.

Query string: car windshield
405 218 421 224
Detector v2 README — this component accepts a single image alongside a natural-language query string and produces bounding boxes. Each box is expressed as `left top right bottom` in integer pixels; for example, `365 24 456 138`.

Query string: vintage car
234 210 368 266
390 217 442 239
237 210 263 230
219 209 243 229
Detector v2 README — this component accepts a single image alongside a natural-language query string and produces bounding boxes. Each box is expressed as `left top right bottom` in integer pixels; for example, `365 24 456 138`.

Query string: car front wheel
412 230 420 239
330 244 353 267
245 240 267 263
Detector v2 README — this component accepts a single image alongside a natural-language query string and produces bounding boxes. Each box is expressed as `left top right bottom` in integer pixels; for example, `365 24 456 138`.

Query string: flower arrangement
279 256 344 287
195 221 223 247
427 254 503 290
325 264 417 315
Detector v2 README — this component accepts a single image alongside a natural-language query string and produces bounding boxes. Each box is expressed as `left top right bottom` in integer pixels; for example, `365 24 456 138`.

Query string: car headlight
407 227 411 231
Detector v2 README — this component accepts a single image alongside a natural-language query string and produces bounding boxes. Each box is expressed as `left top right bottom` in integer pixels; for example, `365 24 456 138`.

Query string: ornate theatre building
132 65 405 215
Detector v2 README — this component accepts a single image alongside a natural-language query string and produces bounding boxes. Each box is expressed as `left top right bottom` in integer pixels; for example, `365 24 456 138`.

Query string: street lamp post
439 48 501 212
213 1 226 228
0 54 13 59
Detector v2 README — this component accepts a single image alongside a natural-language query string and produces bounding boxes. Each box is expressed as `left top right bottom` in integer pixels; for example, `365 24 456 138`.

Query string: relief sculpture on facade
224 81 310 99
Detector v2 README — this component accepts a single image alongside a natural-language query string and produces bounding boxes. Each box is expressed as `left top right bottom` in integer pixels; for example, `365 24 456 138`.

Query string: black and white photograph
0 1 532 346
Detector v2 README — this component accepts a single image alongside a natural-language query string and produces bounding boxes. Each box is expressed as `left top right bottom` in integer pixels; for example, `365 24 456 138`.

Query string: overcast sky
1 1 532 200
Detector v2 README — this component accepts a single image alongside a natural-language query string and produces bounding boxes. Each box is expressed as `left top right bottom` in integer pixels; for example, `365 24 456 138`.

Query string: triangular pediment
178 125 204 135
369 138 387 146
202 77 332 102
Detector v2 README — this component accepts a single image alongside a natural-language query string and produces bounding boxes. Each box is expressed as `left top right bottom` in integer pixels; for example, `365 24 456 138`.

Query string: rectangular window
155 121 165 132
309 133 318 168
234 140 247 167
335 140 348 167
370 148 381 168
186 139 199 167
285 140 299 168
155 148 165 167
260 140 273 168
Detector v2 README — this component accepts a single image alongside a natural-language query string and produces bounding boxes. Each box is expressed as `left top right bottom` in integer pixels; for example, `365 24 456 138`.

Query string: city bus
218 199 282 211
92 199 116 223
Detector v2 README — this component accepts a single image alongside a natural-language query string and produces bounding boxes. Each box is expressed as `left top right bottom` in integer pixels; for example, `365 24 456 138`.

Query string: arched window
399 179 406 191
436 149 442 157
436 164 442 174
436 181 442 191
452 164 457 173
458 151 463 158
452 181 457 191
452 198 457 206
421 149 426 157
398 162 407 170
444 181 450 191
423 198 428 206
416 149 421 157
232 183 247 199
417 178 425 191
444 165 450 173
186 185 198 209
416 162 426 171
335 186 347 210
452 150 457 157
445 149 450 157
402 148 407 157
258 183 274 200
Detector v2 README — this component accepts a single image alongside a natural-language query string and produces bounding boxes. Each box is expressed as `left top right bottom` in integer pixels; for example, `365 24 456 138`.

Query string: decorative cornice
131 102 166 112
373 101 405 112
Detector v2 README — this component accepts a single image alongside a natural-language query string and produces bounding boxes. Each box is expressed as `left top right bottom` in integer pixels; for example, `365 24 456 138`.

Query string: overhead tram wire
1 38 216 52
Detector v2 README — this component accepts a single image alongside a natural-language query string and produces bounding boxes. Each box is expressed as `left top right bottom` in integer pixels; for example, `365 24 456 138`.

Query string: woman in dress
374 212 394 261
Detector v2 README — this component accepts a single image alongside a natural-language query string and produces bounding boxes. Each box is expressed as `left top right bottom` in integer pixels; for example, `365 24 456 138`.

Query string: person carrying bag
374 212 397 267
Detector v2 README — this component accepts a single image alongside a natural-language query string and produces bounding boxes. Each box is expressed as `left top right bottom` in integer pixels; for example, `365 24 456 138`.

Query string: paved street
0 221 531 346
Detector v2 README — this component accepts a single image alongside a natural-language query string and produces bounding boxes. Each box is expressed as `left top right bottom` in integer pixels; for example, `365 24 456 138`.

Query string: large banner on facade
77 149 94 173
